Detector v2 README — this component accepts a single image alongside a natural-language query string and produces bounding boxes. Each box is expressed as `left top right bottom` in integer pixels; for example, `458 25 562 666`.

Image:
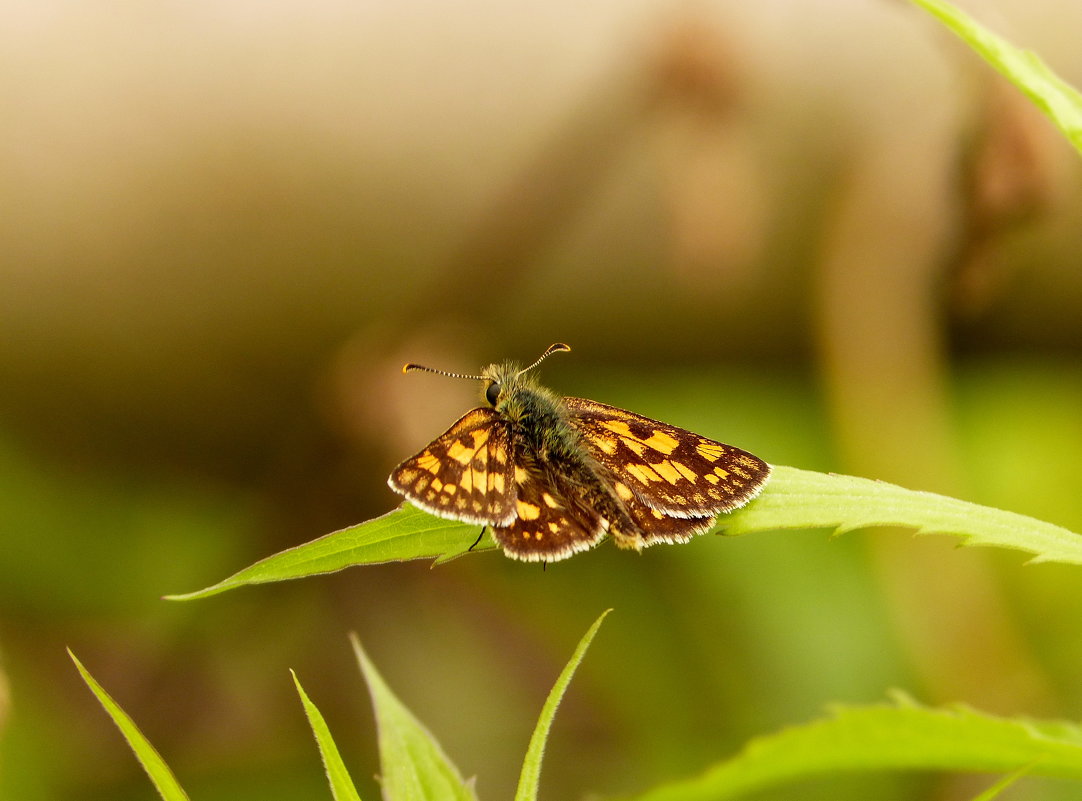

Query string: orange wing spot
626 463 662 484
514 466 529 485
590 435 618 455
534 531 544 540
460 469 474 492
472 499 483 512
447 441 474 465
416 452 442 473
492 473 505 493
431 477 444 493
697 441 724 462
541 492 559 508
641 430 679 454
704 473 720 485
493 446 508 465
470 428 490 448
548 522 560 533
713 466 730 479
651 461 682 485
650 509 664 519
601 420 678 455
600 420 633 437
613 481 634 501
516 500 541 520
442 483 457 494
671 461 698 482
455 495 468 510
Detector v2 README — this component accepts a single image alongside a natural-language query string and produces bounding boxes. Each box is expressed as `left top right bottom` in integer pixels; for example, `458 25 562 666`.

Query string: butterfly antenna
401 360 486 381
515 343 571 377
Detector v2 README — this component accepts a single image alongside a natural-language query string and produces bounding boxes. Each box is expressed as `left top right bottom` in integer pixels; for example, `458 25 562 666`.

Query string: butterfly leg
468 526 487 553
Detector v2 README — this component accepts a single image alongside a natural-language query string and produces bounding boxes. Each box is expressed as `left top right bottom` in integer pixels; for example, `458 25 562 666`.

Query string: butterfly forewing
566 397 771 519
388 408 517 526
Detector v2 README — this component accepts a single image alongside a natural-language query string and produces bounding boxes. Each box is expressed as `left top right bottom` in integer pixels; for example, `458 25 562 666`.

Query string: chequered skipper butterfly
388 344 771 562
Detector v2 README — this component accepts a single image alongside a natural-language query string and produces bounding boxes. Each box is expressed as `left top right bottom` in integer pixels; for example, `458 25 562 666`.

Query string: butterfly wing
566 397 771 534
490 462 605 562
388 407 517 526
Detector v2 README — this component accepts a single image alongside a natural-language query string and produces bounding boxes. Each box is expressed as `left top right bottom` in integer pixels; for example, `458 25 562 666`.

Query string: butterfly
388 343 771 562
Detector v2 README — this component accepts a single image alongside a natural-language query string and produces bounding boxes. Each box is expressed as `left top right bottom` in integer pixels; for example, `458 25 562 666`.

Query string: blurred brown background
2 1 1081 799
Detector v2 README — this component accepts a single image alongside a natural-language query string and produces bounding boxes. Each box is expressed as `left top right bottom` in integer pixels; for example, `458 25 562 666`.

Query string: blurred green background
2 1 1082 799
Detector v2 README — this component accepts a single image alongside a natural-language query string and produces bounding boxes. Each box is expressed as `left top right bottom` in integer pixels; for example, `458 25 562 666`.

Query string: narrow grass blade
627 695 1082 801
515 609 611 801
717 465 1082 565
911 0 1082 156
291 670 364 801
68 650 191 801
351 635 477 801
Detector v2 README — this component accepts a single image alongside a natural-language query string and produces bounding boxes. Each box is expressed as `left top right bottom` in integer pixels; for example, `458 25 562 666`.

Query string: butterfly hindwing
388 407 517 526
490 461 604 562
565 397 771 520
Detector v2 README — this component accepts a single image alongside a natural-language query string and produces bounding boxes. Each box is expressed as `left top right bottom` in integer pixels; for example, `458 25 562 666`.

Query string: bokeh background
2 0 1082 799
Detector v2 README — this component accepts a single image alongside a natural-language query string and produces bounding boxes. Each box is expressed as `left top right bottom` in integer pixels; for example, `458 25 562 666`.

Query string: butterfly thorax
485 363 642 542
484 364 579 461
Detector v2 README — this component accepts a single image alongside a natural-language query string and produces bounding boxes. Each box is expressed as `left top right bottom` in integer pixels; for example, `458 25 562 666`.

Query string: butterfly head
402 343 571 410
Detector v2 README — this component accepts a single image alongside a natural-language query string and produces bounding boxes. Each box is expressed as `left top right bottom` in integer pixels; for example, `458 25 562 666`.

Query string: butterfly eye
485 381 501 406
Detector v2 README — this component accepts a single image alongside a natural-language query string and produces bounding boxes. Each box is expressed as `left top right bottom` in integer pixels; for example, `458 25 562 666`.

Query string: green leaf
68 650 191 801
911 0 1082 156
165 504 481 600
352 635 477 801
168 465 1082 600
626 695 1082 801
718 466 1082 565
291 670 364 801
516 610 610 801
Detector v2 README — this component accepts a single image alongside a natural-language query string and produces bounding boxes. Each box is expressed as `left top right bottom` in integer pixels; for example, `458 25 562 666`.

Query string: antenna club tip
402 363 417 374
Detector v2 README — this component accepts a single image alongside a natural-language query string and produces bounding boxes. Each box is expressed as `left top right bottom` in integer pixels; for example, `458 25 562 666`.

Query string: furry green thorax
481 361 580 461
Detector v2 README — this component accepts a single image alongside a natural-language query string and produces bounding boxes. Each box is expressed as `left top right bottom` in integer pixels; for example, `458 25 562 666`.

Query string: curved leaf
627 695 1082 801
516 610 610 801
168 466 1082 600
69 650 191 801
911 0 1082 156
352 635 477 801
292 670 364 801
717 466 1082 565
165 504 480 600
